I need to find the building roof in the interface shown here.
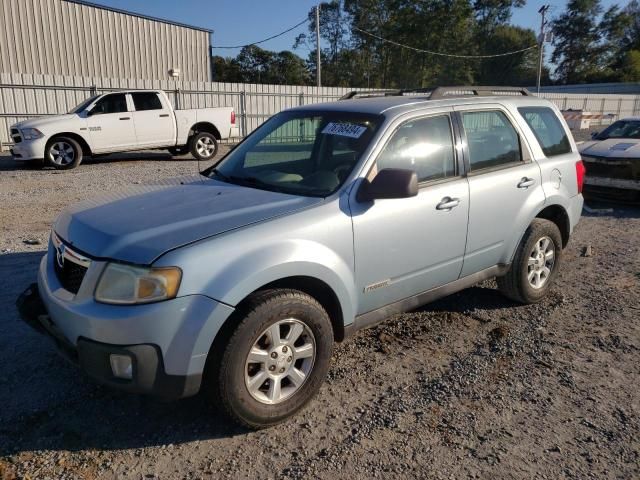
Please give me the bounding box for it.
[63,0,213,33]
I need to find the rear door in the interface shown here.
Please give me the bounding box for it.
[130,92,175,147]
[86,93,137,152]
[455,106,545,276]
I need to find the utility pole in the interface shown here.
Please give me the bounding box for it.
[316,3,322,88]
[536,4,550,95]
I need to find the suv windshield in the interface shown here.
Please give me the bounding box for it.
[205,110,382,197]
[595,120,640,140]
[68,95,100,114]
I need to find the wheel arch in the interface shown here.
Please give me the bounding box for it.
[189,122,221,141]
[535,203,570,248]
[46,132,92,157]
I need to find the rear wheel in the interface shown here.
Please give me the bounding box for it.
[207,289,333,429]
[189,132,218,161]
[497,219,562,304]
[45,136,82,170]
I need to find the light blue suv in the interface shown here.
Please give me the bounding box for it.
[18,87,585,428]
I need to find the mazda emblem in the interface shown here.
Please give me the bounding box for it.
[56,243,65,269]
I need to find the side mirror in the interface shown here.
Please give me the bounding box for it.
[357,168,418,202]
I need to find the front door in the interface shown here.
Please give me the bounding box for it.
[86,93,137,152]
[350,112,470,315]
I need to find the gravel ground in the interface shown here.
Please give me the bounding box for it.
[0,142,639,480]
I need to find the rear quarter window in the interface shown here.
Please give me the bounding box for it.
[518,107,572,157]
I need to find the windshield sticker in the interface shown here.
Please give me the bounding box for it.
[322,122,368,138]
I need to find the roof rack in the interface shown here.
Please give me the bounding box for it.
[339,86,531,101]
[428,86,532,99]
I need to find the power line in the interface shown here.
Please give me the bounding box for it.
[212,18,308,49]
[352,26,538,58]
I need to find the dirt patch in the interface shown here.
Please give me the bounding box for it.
[0,151,639,479]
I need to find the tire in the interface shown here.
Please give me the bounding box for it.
[207,289,333,429]
[497,218,563,304]
[45,136,82,170]
[168,145,190,157]
[189,132,218,161]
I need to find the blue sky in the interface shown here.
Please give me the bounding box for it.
[90,0,622,60]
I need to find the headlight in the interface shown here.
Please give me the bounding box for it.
[20,128,44,140]
[95,263,182,305]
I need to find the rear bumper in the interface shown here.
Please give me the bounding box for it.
[16,283,202,399]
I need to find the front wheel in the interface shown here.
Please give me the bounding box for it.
[207,289,333,429]
[189,132,218,161]
[45,136,82,170]
[497,219,562,304]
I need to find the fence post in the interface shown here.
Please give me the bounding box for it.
[240,91,247,137]
[90,85,97,96]
[174,88,181,110]
[616,98,622,120]
[562,97,568,110]
[298,92,304,106]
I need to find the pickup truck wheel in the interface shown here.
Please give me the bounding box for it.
[190,132,218,161]
[45,137,82,170]
[209,289,333,429]
[497,219,562,304]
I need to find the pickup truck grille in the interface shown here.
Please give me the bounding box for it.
[51,232,90,294]
[10,128,22,143]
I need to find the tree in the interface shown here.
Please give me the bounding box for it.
[620,50,640,81]
[551,0,607,84]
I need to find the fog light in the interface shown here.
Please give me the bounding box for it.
[110,354,133,380]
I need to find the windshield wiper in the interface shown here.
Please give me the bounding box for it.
[227,175,294,194]
[206,168,231,182]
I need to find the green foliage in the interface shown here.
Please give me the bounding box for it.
[212,0,639,87]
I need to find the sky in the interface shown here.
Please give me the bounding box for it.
[89,0,623,60]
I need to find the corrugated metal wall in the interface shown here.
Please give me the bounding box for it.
[1,73,640,150]
[0,0,210,82]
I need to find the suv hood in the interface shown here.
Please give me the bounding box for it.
[13,114,79,131]
[54,176,323,264]
[579,138,640,158]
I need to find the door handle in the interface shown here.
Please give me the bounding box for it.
[119,116,130,120]
[159,114,170,118]
[436,197,460,210]
[517,177,536,188]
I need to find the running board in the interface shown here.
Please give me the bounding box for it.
[344,264,510,339]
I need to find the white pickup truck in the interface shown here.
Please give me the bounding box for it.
[9,90,239,169]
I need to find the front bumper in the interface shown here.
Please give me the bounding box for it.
[18,251,236,399]
[9,137,47,161]
[16,283,201,398]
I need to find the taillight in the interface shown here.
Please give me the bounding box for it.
[231,110,236,125]
[576,160,586,194]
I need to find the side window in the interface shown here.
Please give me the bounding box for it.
[91,94,127,115]
[462,110,522,171]
[518,107,572,157]
[377,115,456,182]
[131,92,163,111]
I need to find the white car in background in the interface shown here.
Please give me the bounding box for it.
[9,90,239,169]
[578,117,640,201]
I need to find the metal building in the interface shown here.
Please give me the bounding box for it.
[0,0,212,82]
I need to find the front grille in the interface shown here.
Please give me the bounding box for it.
[51,232,90,294]
[583,157,638,181]
[54,258,88,294]
[10,128,22,143]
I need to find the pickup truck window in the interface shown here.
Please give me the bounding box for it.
[462,110,522,171]
[518,107,572,157]
[377,115,456,182]
[208,111,382,197]
[68,95,99,114]
[132,92,163,111]
[91,94,128,115]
